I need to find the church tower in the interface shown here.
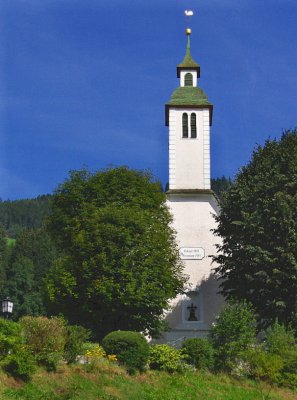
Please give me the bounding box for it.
[163,28,223,343]
[166,28,213,191]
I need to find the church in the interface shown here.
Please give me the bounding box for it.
[161,28,224,344]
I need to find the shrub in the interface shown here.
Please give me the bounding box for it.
[20,316,66,371]
[80,343,106,373]
[0,318,22,361]
[181,338,214,370]
[244,347,284,399]
[64,324,90,364]
[102,331,149,374]
[245,348,283,383]
[149,344,185,373]
[82,342,106,357]
[264,321,297,389]
[83,343,106,362]
[264,321,295,355]
[209,301,256,372]
[2,344,36,381]
[281,372,297,390]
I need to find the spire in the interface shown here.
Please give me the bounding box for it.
[177,28,200,78]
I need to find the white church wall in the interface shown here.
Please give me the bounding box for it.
[167,193,220,286]
[169,108,211,190]
[203,109,211,189]
[160,193,224,344]
[168,109,177,189]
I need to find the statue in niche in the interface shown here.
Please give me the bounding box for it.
[187,303,198,321]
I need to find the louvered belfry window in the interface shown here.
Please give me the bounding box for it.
[191,113,197,138]
[182,113,188,138]
[184,73,193,86]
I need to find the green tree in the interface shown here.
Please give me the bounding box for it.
[0,225,8,294]
[4,256,36,318]
[264,321,297,388]
[4,228,57,319]
[11,227,57,286]
[213,130,297,330]
[46,167,186,339]
[211,176,233,201]
[210,301,256,372]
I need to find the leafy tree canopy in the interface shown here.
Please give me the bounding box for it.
[211,176,233,201]
[46,167,186,340]
[213,130,297,330]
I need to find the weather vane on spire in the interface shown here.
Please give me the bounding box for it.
[184,9,194,35]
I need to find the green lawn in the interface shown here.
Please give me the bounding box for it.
[0,363,296,400]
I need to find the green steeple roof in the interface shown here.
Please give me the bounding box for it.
[177,34,200,78]
[168,86,210,106]
[165,86,213,126]
[178,35,199,69]
[165,29,213,127]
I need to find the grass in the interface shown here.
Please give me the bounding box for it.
[0,362,296,400]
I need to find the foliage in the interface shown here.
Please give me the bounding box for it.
[0,318,35,381]
[83,343,106,361]
[209,301,256,372]
[20,316,66,371]
[245,348,283,383]
[264,321,297,389]
[244,347,284,400]
[213,130,297,330]
[64,324,90,364]
[148,344,185,373]
[1,366,293,400]
[102,330,149,374]
[264,321,296,355]
[0,318,23,361]
[46,167,186,339]
[2,227,57,320]
[0,195,51,238]
[211,176,233,202]
[2,344,37,381]
[4,256,36,318]
[0,225,8,294]
[181,338,214,370]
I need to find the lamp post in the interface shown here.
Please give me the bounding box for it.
[1,298,14,319]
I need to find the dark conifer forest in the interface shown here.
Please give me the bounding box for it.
[0,195,51,238]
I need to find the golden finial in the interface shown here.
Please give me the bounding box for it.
[186,28,192,36]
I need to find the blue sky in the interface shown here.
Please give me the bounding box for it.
[1,0,296,199]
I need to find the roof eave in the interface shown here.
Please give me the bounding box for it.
[165,103,213,126]
[177,66,200,78]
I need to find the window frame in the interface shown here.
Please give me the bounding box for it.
[184,73,193,87]
[182,113,189,138]
[191,112,197,138]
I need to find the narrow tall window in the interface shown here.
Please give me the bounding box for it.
[184,73,193,86]
[182,113,188,138]
[191,113,197,138]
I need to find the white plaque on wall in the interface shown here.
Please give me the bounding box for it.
[179,247,205,260]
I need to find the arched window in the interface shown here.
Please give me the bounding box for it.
[182,113,188,138]
[191,113,197,138]
[184,73,193,86]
